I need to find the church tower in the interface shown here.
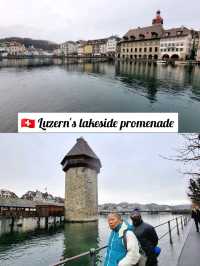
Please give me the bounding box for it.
[152,10,164,25]
[61,137,101,222]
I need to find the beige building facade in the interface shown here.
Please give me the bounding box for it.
[60,41,78,56]
[159,27,193,60]
[7,41,26,56]
[118,11,164,60]
[118,37,161,60]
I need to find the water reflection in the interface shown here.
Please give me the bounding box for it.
[62,222,99,266]
[0,60,200,132]
[116,62,200,102]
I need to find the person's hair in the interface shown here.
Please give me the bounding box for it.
[108,212,122,221]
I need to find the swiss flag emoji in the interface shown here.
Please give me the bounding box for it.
[21,119,35,128]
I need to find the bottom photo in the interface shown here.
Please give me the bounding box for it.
[0,133,199,266]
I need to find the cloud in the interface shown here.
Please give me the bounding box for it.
[0,0,199,42]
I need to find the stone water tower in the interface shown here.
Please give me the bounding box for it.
[61,137,101,222]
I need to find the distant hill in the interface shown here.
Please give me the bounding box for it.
[0,37,59,51]
[99,202,191,212]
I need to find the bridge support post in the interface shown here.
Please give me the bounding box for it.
[45,217,48,229]
[10,216,15,233]
[176,218,180,235]
[90,248,96,266]
[37,217,40,229]
[181,216,184,230]
[168,221,173,245]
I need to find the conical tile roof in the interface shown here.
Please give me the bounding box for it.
[66,137,100,160]
[61,137,102,171]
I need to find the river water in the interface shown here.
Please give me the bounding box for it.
[0,214,190,266]
[0,59,200,132]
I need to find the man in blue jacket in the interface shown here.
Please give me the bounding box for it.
[104,213,140,266]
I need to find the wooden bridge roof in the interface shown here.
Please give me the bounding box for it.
[0,198,36,208]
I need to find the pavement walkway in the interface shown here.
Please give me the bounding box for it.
[177,221,200,266]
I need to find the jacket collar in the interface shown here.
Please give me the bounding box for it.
[113,222,128,237]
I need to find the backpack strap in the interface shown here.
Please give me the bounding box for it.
[122,229,128,251]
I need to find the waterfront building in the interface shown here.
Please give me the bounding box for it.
[77,44,84,56]
[60,41,78,56]
[159,27,196,60]
[87,38,108,56]
[196,33,200,61]
[83,38,108,56]
[61,137,102,222]
[0,43,8,58]
[83,42,93,56]
[117,11,164,60]
[93,38,107,56]
[106,36,120,57]
[24,45,40,57]
[7,41,26,56]
[77,40,87,56]
[100,42,107,55]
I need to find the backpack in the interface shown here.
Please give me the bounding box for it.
[122,230,147,266]
[122,229,146,256]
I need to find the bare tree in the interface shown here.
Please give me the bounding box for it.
[175,134,200,203]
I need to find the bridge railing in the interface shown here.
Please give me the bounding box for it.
[51,215,190,266]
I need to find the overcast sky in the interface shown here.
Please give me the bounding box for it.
[0,133,191,205]
[0,0,199,43]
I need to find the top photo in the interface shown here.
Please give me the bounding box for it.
[0,0,200,133]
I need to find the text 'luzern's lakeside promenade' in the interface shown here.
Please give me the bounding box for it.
[0,11,200,64]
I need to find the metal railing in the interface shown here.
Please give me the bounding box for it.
[51,215,190,266]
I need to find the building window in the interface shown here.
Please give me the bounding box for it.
[176,48,179,51]
[123,49,125,52]
[127,49,129,52]
[155,47,158,52]
[149,47,152,52]
[131,48,133,52]
[180,48,183,51]
[139,48,142,52]
[144,47,147,52]
[168,48,170,51]
[135,48,137,52]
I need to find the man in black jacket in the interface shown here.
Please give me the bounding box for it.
[191,205,200,232]
[130,209,159,266]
